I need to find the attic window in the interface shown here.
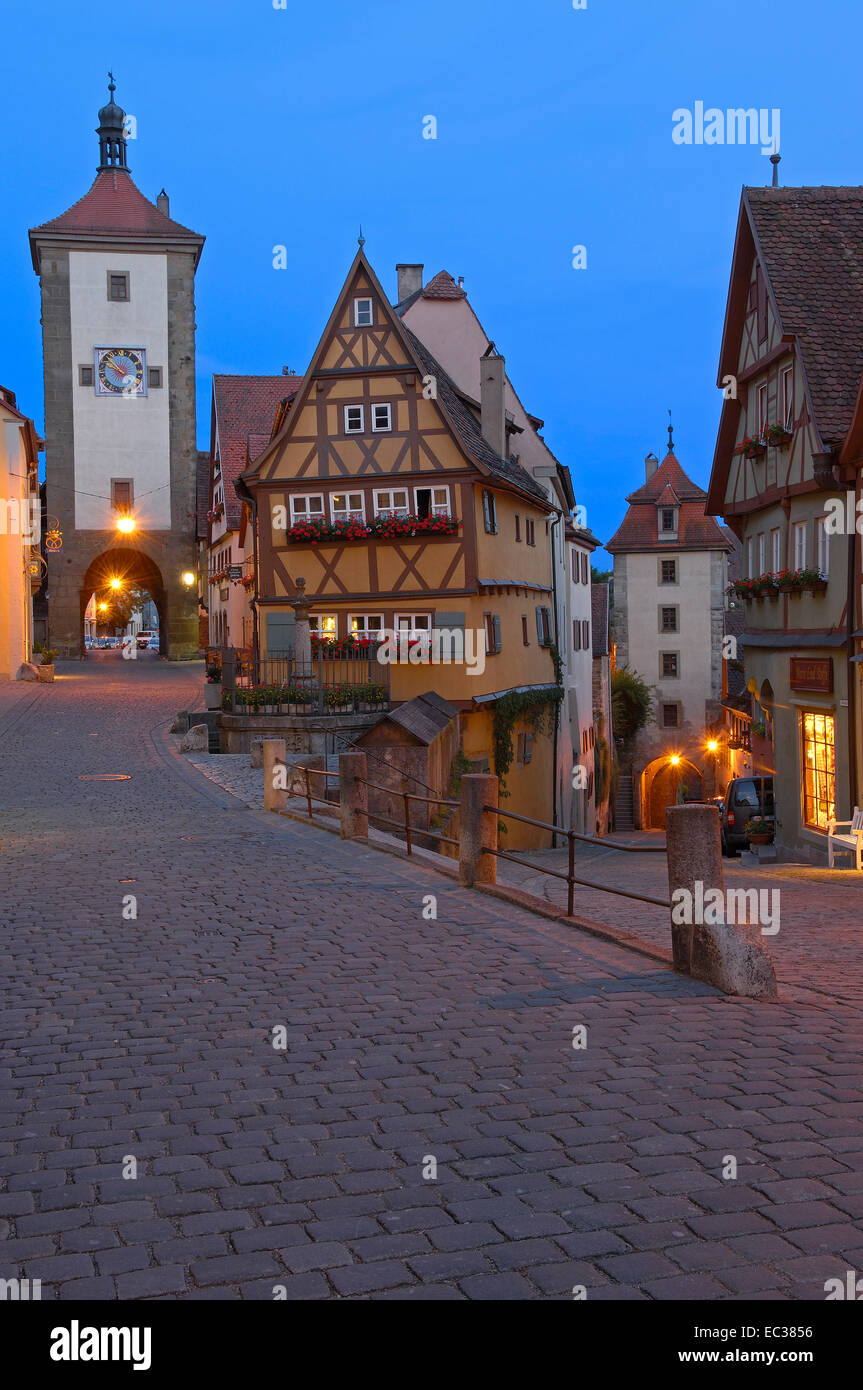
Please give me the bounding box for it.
[660,508,676,533]
[354,297,373,327]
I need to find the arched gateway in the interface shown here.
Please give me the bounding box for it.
[80,547,168,652]
[641,756,705,829]
[28,78,204,659]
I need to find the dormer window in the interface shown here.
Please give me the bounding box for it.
[660,507,677,535]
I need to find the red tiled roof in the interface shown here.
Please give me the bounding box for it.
[655,480,681,507]
[746,186,863,446]
[213,375,303,530]
[421,270,466,300]
[607,451,730,554]
[31,169,203,242]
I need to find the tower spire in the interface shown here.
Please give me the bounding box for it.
[667,409,674,455]
[96,73,129,173]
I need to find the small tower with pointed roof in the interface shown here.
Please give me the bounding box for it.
[28,79,205,658]
[606,443,733,829]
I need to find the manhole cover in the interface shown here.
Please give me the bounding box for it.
[79,774,132,781]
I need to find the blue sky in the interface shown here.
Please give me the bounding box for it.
[1,0,860,561]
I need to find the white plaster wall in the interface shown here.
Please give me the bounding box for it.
[69,250,171,530]
[624,550,718,723]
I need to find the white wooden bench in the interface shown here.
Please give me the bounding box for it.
[827,807,863,869]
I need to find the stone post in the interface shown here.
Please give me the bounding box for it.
[666,804,777,999]
[262,738,287,813]
[459,773,498,886]
[339,752,368,839]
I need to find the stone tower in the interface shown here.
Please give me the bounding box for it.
[28,77,205,658]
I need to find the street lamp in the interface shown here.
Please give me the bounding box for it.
[116,515,135,535]
[109,577,123,591]
[181,571,196,587]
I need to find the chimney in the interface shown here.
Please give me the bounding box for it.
[481,353,507,459]
[157,189,170,216]
[396,263,423,302]
[645,452,659,481]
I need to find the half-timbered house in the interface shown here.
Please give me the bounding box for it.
[240,249,560,843]
[707,184,863,861]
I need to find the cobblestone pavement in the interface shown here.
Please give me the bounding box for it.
[2,655,863,1301]
[495,840,863,1009]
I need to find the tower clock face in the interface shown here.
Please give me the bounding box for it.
[95,347,147,395]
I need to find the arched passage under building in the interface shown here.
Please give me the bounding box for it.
[641,755,705,829]
[80,548,167,654]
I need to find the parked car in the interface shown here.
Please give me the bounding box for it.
[136,629,157,649]
[720,776,775,855]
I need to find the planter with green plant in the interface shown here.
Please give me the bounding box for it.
[205,663,222,710]
[745,816,774,846]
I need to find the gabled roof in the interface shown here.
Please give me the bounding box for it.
[745,186,863,446]
[607,451,730,554]
[591,584,610,657]
[29,169,204,270]
[368,691,458,745]
[244,249,550,506]
[212,375,303,530]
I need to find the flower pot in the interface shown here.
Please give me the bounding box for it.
[810,580,827,595]
[36,664,55,683]
[748,833,773,847]
[205,683,222,710]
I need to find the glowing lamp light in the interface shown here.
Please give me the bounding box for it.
[670,754,681,767]
[116,516,135,534]
[707,739,719,753]
[98,602,108,612]
[109,578,122,591]
[181,571,196,587]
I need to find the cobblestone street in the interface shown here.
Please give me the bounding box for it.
[2,657,863,1301]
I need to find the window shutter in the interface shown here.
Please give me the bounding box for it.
[432,611,465,631]
[266,612,296,655]
[581,553,588,584]
[536,605,544,644]
[583,620,589,648]
[573,620,580,651]
[492,614,502,653]
[482,491,491,532]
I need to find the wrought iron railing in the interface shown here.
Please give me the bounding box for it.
[220,648,390,716]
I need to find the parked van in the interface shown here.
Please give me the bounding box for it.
[720,776,775,855]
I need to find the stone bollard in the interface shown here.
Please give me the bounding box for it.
[339,752,368,840]
[459,774,498,886]
[666,804,777,999]
[262,739,287,813]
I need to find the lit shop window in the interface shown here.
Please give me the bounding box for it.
[802,711,835,831]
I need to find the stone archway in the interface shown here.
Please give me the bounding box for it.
[80,548,167,654]
[641,756,705,829]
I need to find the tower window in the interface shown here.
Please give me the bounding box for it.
[111,479,133,513]
[353,297,373,326]
[660,508,676,532]
[79,365,94,387]
[660,559,677,584]
[661,652,679,678]
[107,272,129,302]
[661,606,678,633]
[662,703,680,728]
[148,367,163,389]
